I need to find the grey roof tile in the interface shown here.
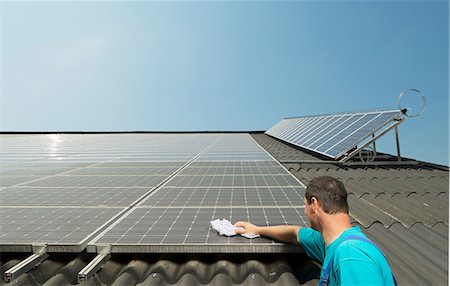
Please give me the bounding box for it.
[348,194,398,228]
[363,222,448,286]
[251,133,322,161]
[349,193,447,228]
[2,254,321,286]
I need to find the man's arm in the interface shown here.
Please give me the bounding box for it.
[234,221,301,244]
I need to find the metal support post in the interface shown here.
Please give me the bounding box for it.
[395,126,401,161]
[372,134,376,155]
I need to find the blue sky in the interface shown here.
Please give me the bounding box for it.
[1,1,448,166]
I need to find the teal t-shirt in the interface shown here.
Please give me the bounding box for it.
[298,226,396,286]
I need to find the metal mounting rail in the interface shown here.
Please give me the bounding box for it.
[77,246,111,283]
[3,246,48,282]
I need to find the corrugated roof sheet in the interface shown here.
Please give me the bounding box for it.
[0,253,321,286]
[252,133,449,286]
[364,222,448,286]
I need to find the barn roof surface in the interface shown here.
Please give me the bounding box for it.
[0,132,448,286]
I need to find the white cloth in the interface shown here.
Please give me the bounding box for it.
[210,219,260,239]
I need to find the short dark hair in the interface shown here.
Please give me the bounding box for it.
[305,176,349,214]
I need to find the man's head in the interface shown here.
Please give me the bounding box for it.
[303,176,349,230]
[305,176,349,214]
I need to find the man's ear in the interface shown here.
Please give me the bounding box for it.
[311,197,320,211]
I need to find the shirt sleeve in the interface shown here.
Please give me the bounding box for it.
[298,228,326,263]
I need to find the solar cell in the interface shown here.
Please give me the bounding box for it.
[266,110,402,159]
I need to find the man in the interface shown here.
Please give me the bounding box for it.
[235,176,396,286]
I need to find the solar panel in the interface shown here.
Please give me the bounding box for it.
[91,207,306,253]
[0,207,124,252]
[87,134,307,253]
[1,133,307,254]
[266,110,402,159]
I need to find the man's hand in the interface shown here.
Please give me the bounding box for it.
[234,221,260,235]
[233,221,301,244]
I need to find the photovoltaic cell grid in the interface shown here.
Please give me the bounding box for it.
[266,110,402,159]
[93,208,304,248]
[0,133,307,253]
[0,188,151,207]
[0,134,202,252]
[89,134,307,253]
[140,187,304,207]
[0,207,124,252]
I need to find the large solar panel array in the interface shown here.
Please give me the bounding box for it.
[266,110,402,159]
[0,134,307,254]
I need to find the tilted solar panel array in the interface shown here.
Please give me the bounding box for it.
[0,134,307,254]
[266,110,402,159]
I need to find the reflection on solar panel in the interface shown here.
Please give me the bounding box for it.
[266,110,402,159]
[0,133,307,254]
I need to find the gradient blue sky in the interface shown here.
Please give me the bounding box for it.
[1,1,449,166]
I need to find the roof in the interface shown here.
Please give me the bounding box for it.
[252,133,449,286]
[1,132,448,286]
